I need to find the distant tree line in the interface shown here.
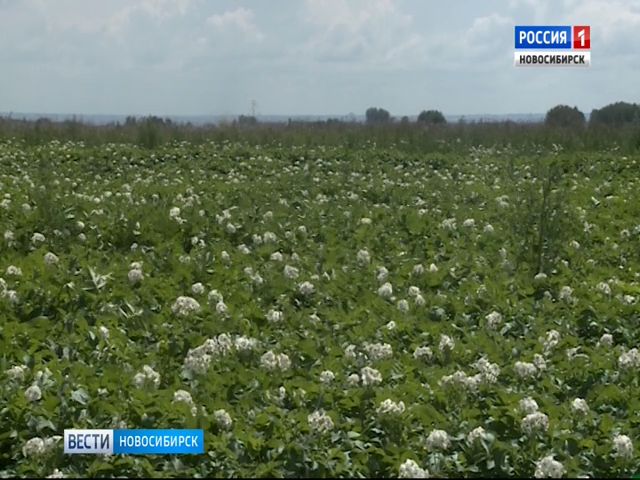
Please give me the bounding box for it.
[231,102,640,129]
[544,102,640,128]
[364,107,447,125]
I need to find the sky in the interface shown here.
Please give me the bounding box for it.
[0,0,639,117]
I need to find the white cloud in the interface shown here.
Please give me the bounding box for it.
[139,0,192,21]
[207,7,264,42]
[0,0,638,116]
[294,0,426,69]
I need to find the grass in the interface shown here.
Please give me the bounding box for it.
[1,115,640,153]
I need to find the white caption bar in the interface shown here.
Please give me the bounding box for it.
[514,51,591,67]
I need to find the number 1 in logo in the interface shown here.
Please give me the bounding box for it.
[572,25,590,49]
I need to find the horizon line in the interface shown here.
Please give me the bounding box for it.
[1,111,546,119]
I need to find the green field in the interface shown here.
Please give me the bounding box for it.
[1,136,639,477]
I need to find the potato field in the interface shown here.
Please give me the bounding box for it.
[1,139,640,478]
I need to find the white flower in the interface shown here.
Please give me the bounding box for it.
[621,294,636,305]
[214,409,233,430]
[347,373,360,386]
[429,263,438,273]
[263,231,277,243]
[519,397,539,414]
[467,426,487,444]
[284,265,299,279]
[357,249,371,265]
[438,334,455,352]
[299,281,315,295]
[386,320,396,330]
[5,289,19,304]
[44,436,62,452]
[441,218,457,230]
[173,389,194,405]
[22,437,45,457]
[31,232,46,243]
[319,370,335,384]
[439,371,482,391]
[270,252,283,262]
[270,386,286,405]
[46,469,66,478]
[191,282,205,295]
[208,290,223,304]
[521,412,549,434]
[171,296,201,317]
[307,410,334,433]
[378,282,393,299]
[132,365,161,389]
[398,459,429,478]
[362,342,393,361]
[484,224,494,233]
[408,286,421,298]
[485,311,502,328]
[534,455,565,478]
[571,398,589,415]
[426,429,450,450]
[534,272,548,281]
[514,361,538,378]
[34,368,53,386]
[98,326,109,341]
[360,366,382,386]
[462,218,475,228]
[128,268,143,284]
[234,335,258,352]
[596,281,611,295]
[344,344,357,359]
[533,354,547,371]
[397,299,409,313]
[559,286,574,302]
[613,434,633,459]
[598,333,613,347]
[260,351,291,371]
[376,266,388,282]
[183,350,212,376]
[6,365,27,382]
[25,384,42,402]
[5,265,22,276]
[266,309,283,323]
[413,346,433,360]
[412,264,424,275]
[474,357,500,383]
[44,252,59,266]
[376,398,405,415]
[542,330,561,350]
[618,348,640,369]
[215,301,228,315]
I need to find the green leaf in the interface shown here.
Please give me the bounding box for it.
[71,388,89,405]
